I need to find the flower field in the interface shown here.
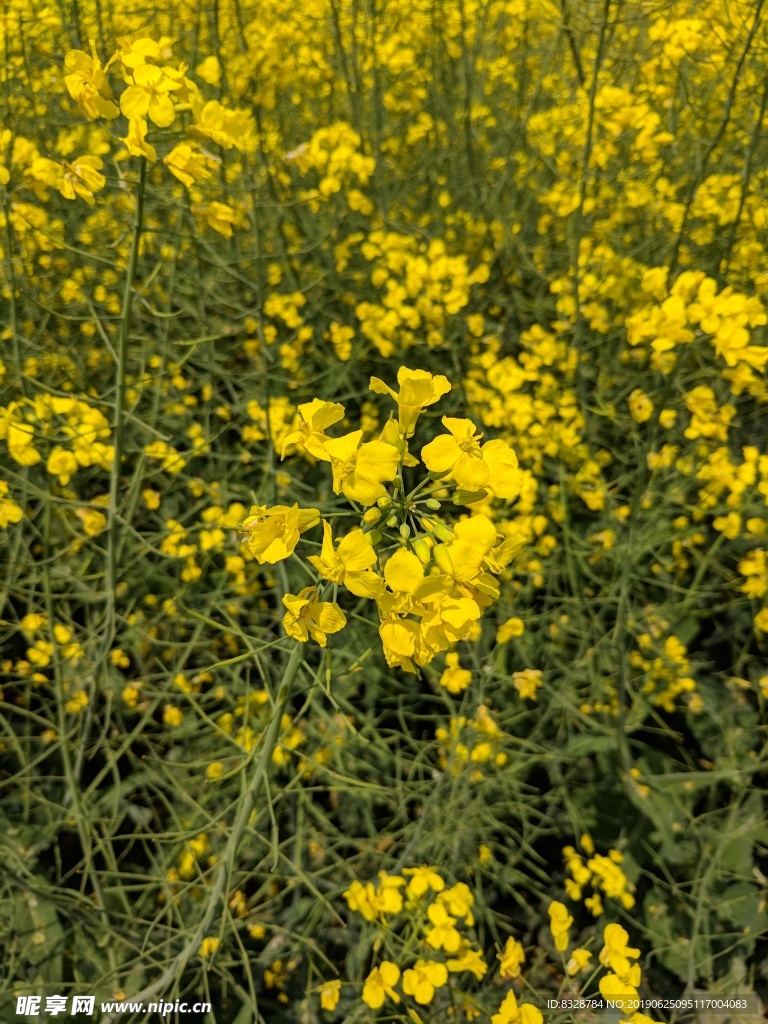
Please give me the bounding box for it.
[2,0,768,1021]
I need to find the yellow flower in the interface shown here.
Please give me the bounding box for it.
[279,398,345,460]
[439,652,472,693]
[422,418,522,498]
[512,668,542,701]
[308,522,383,598]
[628,389,653,423]
[120,64,181,127]
[63,42,119,120]
[58,155,107,205]
[599,923,640,978]
[403,864,445,898]
[498,937,525,979]
[77,507,108,537]
[241,504,320,564]
[566,948,592,975]
[198,936,219,958]
[163,705,183,727]
[121,117,157,161]
[323,429,399,505]
[425,902,461,953]
[402,960,448,1004]
[163,142,217,187]
[548,900,573,951]
[191,201,240,238]
[369,366,451,437]
[496,617,524,642]
[281,587,346,647]
[361,962,400,1009]
[319,979,341,1011]
[446,947,487,979]
[188,97,255,151]
[0,481,23,528]
[492,990,543,1024]
[599,973,640,1011]
[46,448,79,485]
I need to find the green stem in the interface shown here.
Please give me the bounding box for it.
[102,641,306,1020]
[101,156,147,657]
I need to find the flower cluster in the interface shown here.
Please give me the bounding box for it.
[240,367,524,673]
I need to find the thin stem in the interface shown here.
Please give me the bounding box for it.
[103,641,306,1021]
[102,156,147,657]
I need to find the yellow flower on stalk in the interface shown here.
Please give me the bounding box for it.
[548,900,573,951]
[439,652,472,693]
[308,522,383,598]
[369,366,451,437]
[59,156,106,205]
[566,947,592,975]
[323,429,399,505]
[191,201,240,238]
[279,398,345,460]
[422,418,522,498]
[240,504,320,564]
[319,979,341,1011]
[402,960,448,1004]
[361,962,400,1009]
[498,937,525,978]
[163,141,217,187]
[121,117,157,161]
[120,64,181,127]
[63,42,119,120]
[281,587,346,647]
[492,990,543,1024]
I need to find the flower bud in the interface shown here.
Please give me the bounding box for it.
[433,543,455,576]
[363,507,382,525]
[386,514,398,529]
[367,529,382,546]
[425,498,442,510]
[399,523,411,539]
[412,538,432,564]
[431,521,455,543]
[377,494,392,510]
